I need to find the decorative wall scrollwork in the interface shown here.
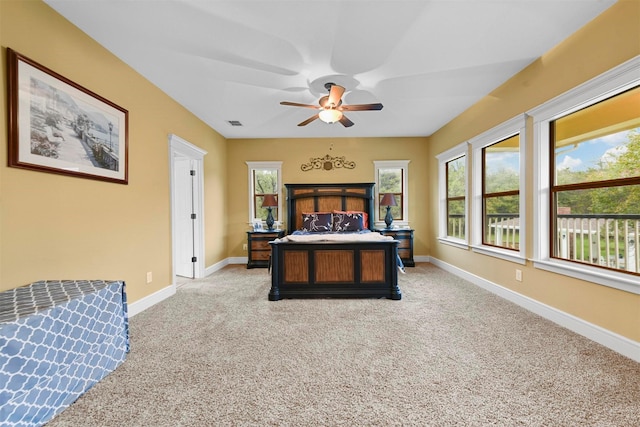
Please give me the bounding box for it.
[301,154,356,171]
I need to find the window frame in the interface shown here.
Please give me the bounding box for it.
[436,142,469,249]
[246,161,282,226]
[374,160,409,229]
[529,55,640,294]
[470,115,526,264]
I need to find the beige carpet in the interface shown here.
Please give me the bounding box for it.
[46,264,639,426]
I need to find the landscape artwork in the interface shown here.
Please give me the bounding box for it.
[7,48,128,184]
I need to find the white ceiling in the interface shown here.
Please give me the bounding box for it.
[44,0,615,139]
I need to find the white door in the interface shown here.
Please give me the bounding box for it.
[174,156,195,278]
[169,134,207,283]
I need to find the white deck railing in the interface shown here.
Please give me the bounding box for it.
[447,214,639,274]
[557,214,638,273]
[486,214,520,250]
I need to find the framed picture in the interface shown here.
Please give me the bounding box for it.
[7,48,128,184]
[252,219,264,231]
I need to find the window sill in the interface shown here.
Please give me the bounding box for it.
[438,237,469,250]
[471,245,526,265]
[533,258,640,295]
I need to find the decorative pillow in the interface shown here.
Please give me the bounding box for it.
[332,212,364,232]
[333,210,369,229]
[301,212,333,232]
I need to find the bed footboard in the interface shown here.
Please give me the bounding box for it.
[269,240,401,300]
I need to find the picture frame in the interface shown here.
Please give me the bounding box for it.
[7,48,128,184]
[252,219,264,231]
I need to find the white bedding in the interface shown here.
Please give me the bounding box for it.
[276,232,394,243]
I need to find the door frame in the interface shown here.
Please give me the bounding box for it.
[169,134,207,283]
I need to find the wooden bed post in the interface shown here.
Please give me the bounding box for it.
[268,243,281,301]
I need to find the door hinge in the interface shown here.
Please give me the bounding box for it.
[190,170,196,176]
[191,213,196,219]
[191,257,197,263]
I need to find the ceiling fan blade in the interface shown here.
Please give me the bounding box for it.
[340,103,384,111]
[327,84,346,107]
[339,115,354,128]
[298,114,320,126]
[280,101,319,110]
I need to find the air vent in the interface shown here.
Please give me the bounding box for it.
[227,120,243,127]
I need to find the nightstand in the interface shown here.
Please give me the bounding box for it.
[376,228,415,267]
[247,230,285,269]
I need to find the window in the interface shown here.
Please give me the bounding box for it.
[246,161,282,225]
[437,143,468,247]
[530,56,640,294]
[551,88,639,272]
[374,160,409,228]
[470,115,526,263]
[447,158,466,238]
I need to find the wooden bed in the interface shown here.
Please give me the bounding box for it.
[268,183,401,301]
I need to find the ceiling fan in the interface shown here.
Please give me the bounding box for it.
[280,83,383,127]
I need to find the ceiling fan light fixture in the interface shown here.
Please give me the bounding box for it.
[281,82,380,127]
[319,108,343,124]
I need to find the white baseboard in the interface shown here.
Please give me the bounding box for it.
[204,257,248,276]
[127,284,176,318]
[429,257,640,363]
[414,255,430,263]
[204,258,231,276]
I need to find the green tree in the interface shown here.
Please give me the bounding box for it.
[379,170,401,193]
[486,195,519,215]
[485,167,519,214]
[589,130,640,214]
[485,167,519,193]
[255,170,277,194]
[447,157,465,198]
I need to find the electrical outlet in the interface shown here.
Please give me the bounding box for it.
[242,243,248,251]
[146,271,153,283]
[515,269,523,282]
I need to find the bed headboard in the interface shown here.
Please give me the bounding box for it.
[284,183,375,234]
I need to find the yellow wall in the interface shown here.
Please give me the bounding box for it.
[0,0,227,301]
[226,137,429,257]
[427,0,640,341]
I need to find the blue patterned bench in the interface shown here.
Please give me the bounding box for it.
[0,280,129,427]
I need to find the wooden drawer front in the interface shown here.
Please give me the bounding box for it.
[395,238,410,249]
[251,250,271,261]
[398,248,410,259]
[381,232,411,250]
[390,230,411,238]
[251,240,271,251]
[261,232,282,239]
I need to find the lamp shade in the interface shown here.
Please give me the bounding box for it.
[261,194,278,207]
[380,193,397,207]
[319,108,343,124]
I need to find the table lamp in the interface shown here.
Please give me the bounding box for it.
[380,193,397,229]
[261,194,278,230]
